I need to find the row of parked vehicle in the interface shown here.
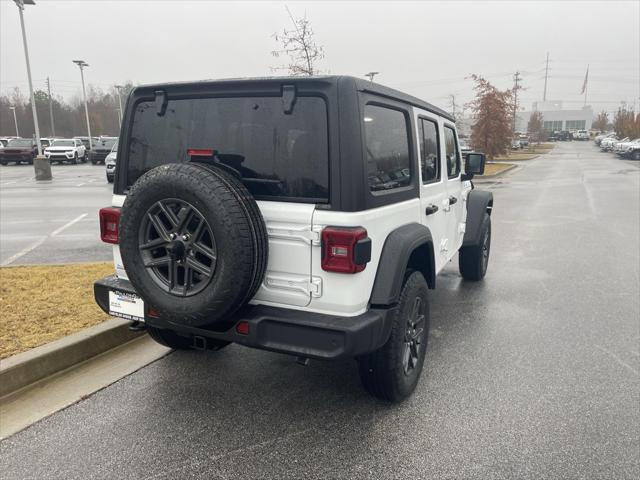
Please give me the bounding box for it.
[0,136,118,166]
[595,132,640,160]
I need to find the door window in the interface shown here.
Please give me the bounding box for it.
[444,126,460,178]
[419,118,440,183]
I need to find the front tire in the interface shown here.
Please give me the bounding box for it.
[459,213,491,281]
[358,271,430,402]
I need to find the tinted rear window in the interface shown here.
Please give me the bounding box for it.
[127,96,329,201]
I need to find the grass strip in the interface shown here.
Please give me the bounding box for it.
[0,263,114,359]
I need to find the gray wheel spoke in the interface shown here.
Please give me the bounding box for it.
[148,213,170,240]
[144,256,170,268]
[186,257,212,278]
[192,242,217,262]
[176,206,194,231]
[167,259,178,289]
[158,202,179,228]
[140,237,167,251]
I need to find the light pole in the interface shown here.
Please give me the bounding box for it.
[73,60,92,149]
[13,0,51,180]
[364,72,380,83]
[114,84,124,126]
[9,106,19,137]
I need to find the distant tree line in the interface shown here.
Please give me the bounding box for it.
[0,82,134,139]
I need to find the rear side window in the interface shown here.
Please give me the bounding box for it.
[364,104,411,192]
[444,126,460,178]
[418,118,440,183]
[127,96,329,201]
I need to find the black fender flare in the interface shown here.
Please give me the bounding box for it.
[462,189,493,247]
[370,223,435,307]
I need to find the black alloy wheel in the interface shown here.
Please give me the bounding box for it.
[138,199,217,297]
[403,296,427,376]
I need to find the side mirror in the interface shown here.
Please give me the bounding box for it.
[464,152,486,178]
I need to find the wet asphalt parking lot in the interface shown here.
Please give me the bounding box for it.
[1,141,639,479]
[0,162,112,266]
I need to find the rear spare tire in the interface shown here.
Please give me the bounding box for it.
[119,163,268,328]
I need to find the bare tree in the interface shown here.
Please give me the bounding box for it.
[592,111,609,132]
[527,111,544,143]
[271,8,324,76]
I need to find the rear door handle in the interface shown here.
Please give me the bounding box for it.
[425,204,439,215]
[449,196,458,205]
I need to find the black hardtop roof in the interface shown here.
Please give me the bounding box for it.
[133,75,455,122]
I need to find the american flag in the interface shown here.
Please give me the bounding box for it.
[580,66,589,94]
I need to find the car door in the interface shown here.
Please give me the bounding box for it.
[442,124,465,258]
[415,111,449,273]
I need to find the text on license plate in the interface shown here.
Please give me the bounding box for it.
[109,290,145,321]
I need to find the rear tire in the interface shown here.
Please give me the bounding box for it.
[633,150,640,161]
[146,326,231,351]
[146,326,192,349]
[358,271,430,402]
[459,213,491,281]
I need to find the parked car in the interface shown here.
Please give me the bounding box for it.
[556,130,573,141]
[511,139,522,150]
[574,130,589,141]
[518,134,530,148]
[44,138,86,164]
[90,136,118,165]
[600,136,619,151]
[93,76,493,402]
[74,136,99,154]
[105,140,118,182]
[621,140,640,160]
[614,138,640,156]
[594,132,615,146]
[0,138,37,165]
[459,137,472,153]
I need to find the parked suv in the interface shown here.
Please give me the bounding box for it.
[0,138,38,165]
[45,138,86,164]
[94,77,493,401]
[105,140,118,182]
[90,136,118,164]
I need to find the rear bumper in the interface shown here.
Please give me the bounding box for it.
[94,275,395,360]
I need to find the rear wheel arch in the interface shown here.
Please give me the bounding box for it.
[370,223,436,307]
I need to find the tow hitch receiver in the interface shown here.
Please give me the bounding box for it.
[128,320,146,332]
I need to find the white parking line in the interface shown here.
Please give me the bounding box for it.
[50,213,88,236]
[1,213,88,266]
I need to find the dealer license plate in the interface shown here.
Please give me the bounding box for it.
[108,290,145,321]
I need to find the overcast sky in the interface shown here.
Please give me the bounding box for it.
[1,0,638,114]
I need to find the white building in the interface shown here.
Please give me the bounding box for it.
[515,101,593,133]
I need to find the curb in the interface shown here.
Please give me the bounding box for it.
[0,318,143,398]
[476,163,519,180]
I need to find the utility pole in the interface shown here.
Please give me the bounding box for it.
[46,77,55,137]
[9,106,19,136]
[73,60,92,147]
[449,94,457,121]
[364,72,379,83]
[14,0,50,180]
[114,84,124,126]
[512,71,521,133]
[543,52,549,102]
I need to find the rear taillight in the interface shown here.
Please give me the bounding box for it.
[321,227,371,273]
[99,207,121,244]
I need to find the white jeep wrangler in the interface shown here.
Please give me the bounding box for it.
[94,76,493,402]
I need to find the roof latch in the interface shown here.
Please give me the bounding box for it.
[155,90,168,116]
[282,84,297,115]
